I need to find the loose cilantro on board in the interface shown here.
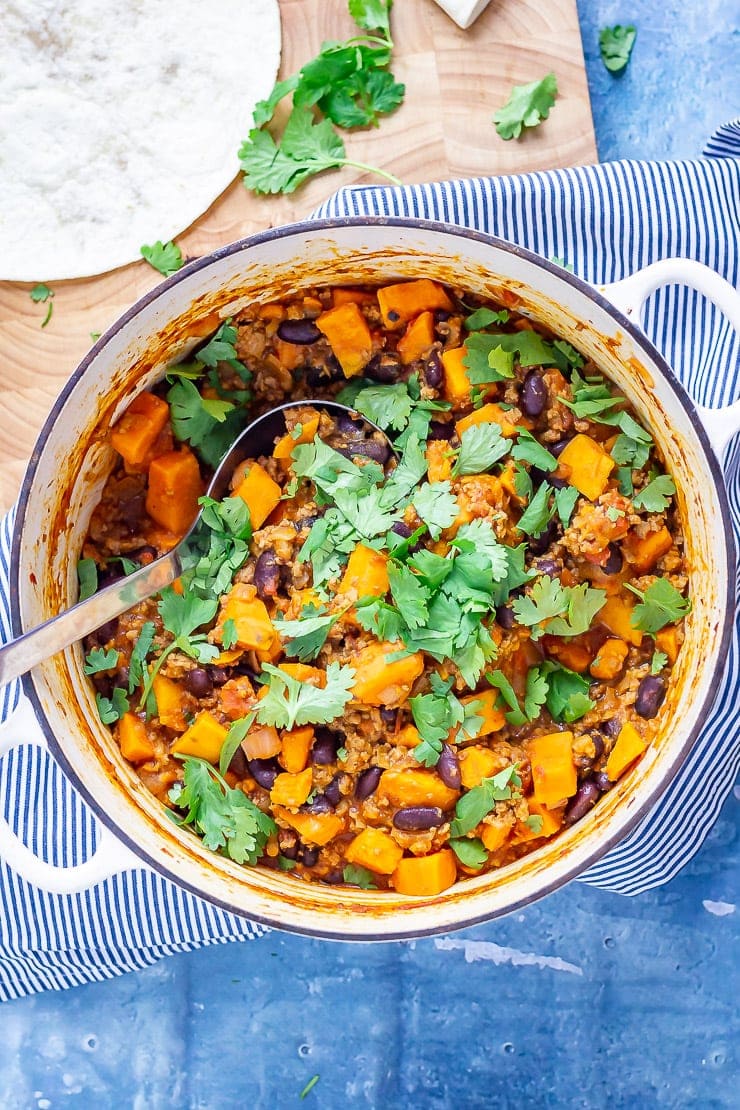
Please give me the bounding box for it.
[30,282,54,327]
[140,240,184,277]
[599,25,637,73]
[493,73,558,140]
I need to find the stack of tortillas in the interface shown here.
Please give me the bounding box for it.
[0,0,281,280]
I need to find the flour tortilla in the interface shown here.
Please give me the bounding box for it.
[0,0,281,280]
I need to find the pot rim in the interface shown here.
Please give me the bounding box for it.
[9,216,737,938]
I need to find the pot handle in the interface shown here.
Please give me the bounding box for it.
[0,693,142,894]
[601,259,740,459]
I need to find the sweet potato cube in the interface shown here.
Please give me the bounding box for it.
[461,689,506,736]
[557,434,615,500]
[234,463,282,529]
[217,585,275,652]
[270,767,314,808]
[392,848,457,896]
[377,280,453,329]
[278,663,326,686]
[345,828,403,875]
[426,439,453,482]
[339,544,389,599]
[378,769,458,809]
[118,712,155,763]
[512,799,563,842]
[441,346,473,403]
[172,711,228,764]
[274,808,344,846]
[528,731,577,809]
[605,722,648,781]
[111,392,170,469]
[478,823,509,852]
[590,638,629,681]
[332,288,375,307]
[599,594,643,647]
[624,526,673,573]
[456,402,519,439]
[394,724,421,748]
[279,726,315,774]
[316,302,373,377]
[351,642,424,707]
[397,311,436,365]
[152,674,187,731]
[145,447,202,534]
[459,746,501,789]
[272,415,321,461]
[655,625,680,665]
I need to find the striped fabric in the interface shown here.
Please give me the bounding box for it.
[0,125,737,1000]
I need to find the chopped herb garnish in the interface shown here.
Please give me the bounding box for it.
[599,25,637,73]
[449,837,488,868]
[449,765,521,837]
[626,579,691,634]
[300,1075,320,1101]
[256,662,355,730]
[83,647,119,675]
[511,429,558,472]
[169,757,275,864]
[140,240,184,277]
[453,423,509,476]
[95,688,129,724]
[30,283,54,327]
[274,606,341,662]
[632,474,676,513]
[493,73,558,140]
[409,674,481,767]
[342,864,377,889]
[651,649,668,675]
[77,558,98,601]
[512,576,606,640]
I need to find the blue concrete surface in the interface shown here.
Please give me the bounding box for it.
[3,3,738,1107]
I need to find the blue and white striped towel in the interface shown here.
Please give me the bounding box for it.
[0,122,738,1000]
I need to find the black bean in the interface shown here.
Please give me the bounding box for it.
[94,619,118,645]
[365,353,401,383]
[592,771,615,793]
[131,544,158,564]
[306,356,343,386]
[323,868,345,884]
[311,731,339,765]
[323,775,343,807]
[533,556,561,576]
[437,744,461,790]
[301,846,319,868]
[254,550,281,599]
[635,675,666,719]
[298,513,322,531]
[424,350,443,389]
[97,567,125,591]
[337,414,365,436]
[120,492,146,530]
[393,806,444,831]
[92,673,112,698]
[277,318,321,345]
[304,793,334,815]
[434,309,452,323]
[563,781,600,826]
[339,439,390,464]
[355,766,383,800]
[527,518,559,556]
[550,438,572,457]
[602,543,624,575]
[208,666,230,686]
[600,717,621,738]
[228,745,249,777]
[428,419,455,441]
[521,370,548,417]
[496,604,516,630]
[392,521,412,539]
[248,758,280,789]
[589,731,605,762]
[112,666,130,692]
[379,707,398,727]
[185,668,212,697]
[279,832,299,860]
[548,474,568,490]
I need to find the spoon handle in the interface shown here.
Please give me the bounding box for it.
[0,553,181,689]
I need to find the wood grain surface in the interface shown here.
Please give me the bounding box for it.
[0,0,596,514]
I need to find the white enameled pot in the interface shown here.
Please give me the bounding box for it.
[3,220,740,938]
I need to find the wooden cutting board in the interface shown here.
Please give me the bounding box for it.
[0,0,596,514]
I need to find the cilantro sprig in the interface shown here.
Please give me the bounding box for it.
[169,757,275,865]
[140,241,184,277]
[449,765,521,837]
[599,25,637,73]
[256,662,355,730]
[274,604,343,662]
[30,283,54,327]
[409,674,482,767]
[626,579,691,634]
[511,576,606,640]
[494,74,558,140]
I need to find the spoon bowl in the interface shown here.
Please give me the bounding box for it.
[0,400,393,687]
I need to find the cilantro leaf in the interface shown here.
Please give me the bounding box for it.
[256,661,355,729]
[167,378,247,469]
[464,307,509,331]
[84,647,118,675]
[274,609,341,662]
[516,481,555,537]
[511,429,557,472]
[552,340,585,370]
[632,474,676,513]
[494,73,558,140]
[463,330,556,383]
[453,423,509,476]
[487,669,528,727]
[599,25,637,73]
[77,558,98,601]
[544,582,607,638]
[128,621,157,694]
[626,579,691,634]
[196,320,250,378]
[351,383,413,431]
[411,481,459,539]
[159,589,219,660]
[342,863,377,889]
[449,837,488,868]
[410,676,481,767]
[388,561,430,630]
[30,282,55,326]
[140,241,184,277]
[252,75,300,128]
[511,576,568,637]
[449,765,521,837]
[525,813,544,834]
[452,521,509,582]
[218,713,257,776]
[169,757,275,865]
[319,67,404,128]
[537,661,595,723]
[349,0,393,39]
[95,688,129,725]
[651,650,668,675]
[407,549,454,590]
[554,485,579,525]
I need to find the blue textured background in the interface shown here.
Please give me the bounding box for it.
[3,3,738,1107]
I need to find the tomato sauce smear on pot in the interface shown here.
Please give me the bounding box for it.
[79,279,690,897]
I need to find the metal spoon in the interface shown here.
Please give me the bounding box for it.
[0,400,394,687]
